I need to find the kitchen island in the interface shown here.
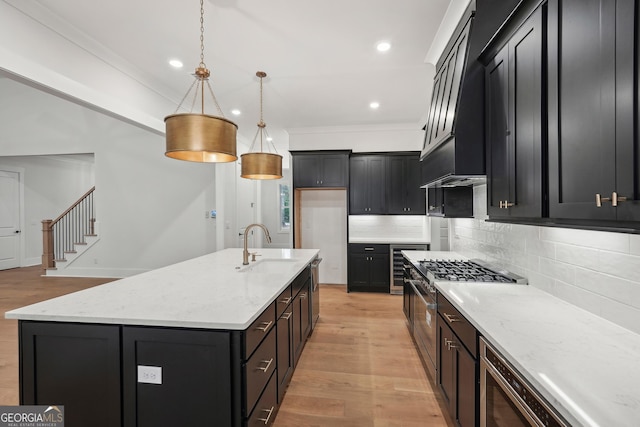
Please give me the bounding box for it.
[5,248,319,427]
[404,250,640,427]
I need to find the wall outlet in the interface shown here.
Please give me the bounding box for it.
[138,365,162,385]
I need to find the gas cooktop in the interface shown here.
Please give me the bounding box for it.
[415,259,527,284]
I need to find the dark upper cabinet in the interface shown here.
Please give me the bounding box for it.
[485,5,544,219]
[422,16,472,158]
[387,154,426,214]
[292,152,349,188]
[548,0,640,222]
[349,155,387,214]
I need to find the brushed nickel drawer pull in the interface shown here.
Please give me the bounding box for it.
[279,297,292,305]
[258,406,275,424]
[256,320,273,332]
[257,357,274,372]
[281,311,292,320]
[443,313,460,323]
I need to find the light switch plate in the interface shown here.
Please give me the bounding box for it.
[138,365,162,384]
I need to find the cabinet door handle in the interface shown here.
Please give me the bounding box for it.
[279,297,292,305]
[365,247,375,251]
[257,357,274,372]
[281,311,292,320]
[612,192,628,207]
[445,338,459,350]
[257,406,275,424]
[429,205,436,210]
[596,193,611,207]
[255,320,273,332]
[300,292,307,299]
[443,313,459,323]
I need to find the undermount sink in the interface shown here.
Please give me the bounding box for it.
[237,258,300,273]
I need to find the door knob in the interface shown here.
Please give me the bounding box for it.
[15,230,21,234]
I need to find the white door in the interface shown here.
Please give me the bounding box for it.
[0,170,21,270]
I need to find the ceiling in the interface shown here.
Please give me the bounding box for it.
[2,0,462,153]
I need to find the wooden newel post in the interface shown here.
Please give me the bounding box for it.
[42,219,54,271]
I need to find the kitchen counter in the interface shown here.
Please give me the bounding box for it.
[6,248,319,330]
[403,250,640,427]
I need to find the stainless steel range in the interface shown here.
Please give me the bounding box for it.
[403,256,526,379]
[415,259,527,284]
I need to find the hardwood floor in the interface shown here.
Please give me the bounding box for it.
[274,285,452,427]
[0,268,451,426]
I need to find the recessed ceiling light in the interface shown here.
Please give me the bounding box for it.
[370,102,380,109]
[231,109,241,116]
[169,59,183,68]
[376,42,391,52]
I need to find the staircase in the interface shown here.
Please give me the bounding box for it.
[42,187,99,275]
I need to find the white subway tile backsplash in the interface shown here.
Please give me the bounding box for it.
[630,235,640,256]
[540,227,630,253]
[555,243,599,269]
[448,184,640,334]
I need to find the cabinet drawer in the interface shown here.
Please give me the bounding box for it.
[246,303,276,358]
[245,328,277,417]
[437,294,477,358]
[291,266,311,295]
[275,286,292,318]
[348,243,390,254]
[247,370,278,426]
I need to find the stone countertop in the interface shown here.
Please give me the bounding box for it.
[402,250,640,427]
[5,248,319,330]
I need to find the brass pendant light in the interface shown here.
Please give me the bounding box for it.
[240,71,283,179]
[164,0,237,162]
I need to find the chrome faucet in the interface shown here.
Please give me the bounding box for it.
[243,223,272,265]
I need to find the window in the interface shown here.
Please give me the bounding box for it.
[279,184,290,232]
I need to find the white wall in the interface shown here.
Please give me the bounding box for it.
[288,124,424,152]
[450,184,640,335]
[61,117,217,277]
[349,215,430,242]
[0,155,94,265]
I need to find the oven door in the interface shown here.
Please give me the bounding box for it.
[411,281,437,378]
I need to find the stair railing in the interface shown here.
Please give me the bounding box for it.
[42,186,96,270]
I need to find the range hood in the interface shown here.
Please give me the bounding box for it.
[420,0,485,188]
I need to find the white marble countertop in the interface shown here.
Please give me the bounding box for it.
[5,248,319,330]
[403,250,640,427]
[349,237,430,244]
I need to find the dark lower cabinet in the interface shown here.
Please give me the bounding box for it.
[347,244,390,292]
[437,293,478,427]
[122,327,233,427]
[248,372,278,427]
[276,307,294,402]
[19,322,121,427]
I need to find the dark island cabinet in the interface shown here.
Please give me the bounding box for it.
[387,154,426,214]
[347,244,390,292]
[485,4,544,219]
[548,0,640,222]
[292,152,349,188]
[18,266,314,427]
[122,327,233,427]
[19,322,122,427]
[349,155,387,214]
[437,293,478,427]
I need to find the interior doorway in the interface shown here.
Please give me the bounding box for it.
[0,169,22,270]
